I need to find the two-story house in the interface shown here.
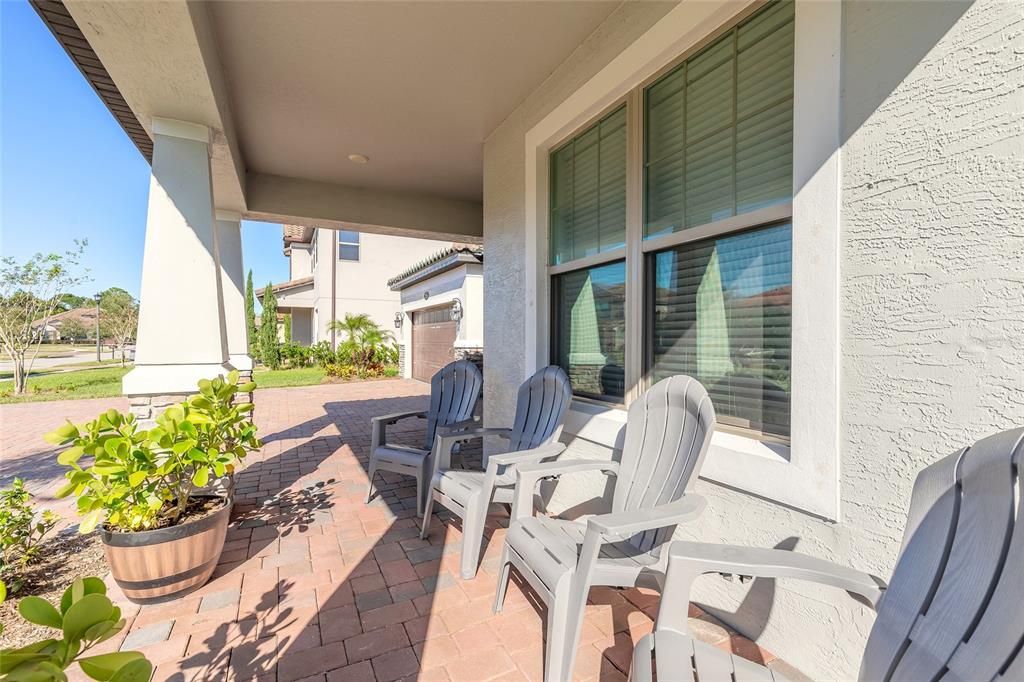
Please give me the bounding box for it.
[262,224,450,347]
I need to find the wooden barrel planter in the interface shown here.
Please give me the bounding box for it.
[99,495,232,604]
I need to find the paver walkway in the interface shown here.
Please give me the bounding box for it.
[2,380,804,681]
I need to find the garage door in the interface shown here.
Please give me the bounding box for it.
[412,305,457,382]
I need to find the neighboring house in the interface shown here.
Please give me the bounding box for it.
[32,307,99,342]
[48,1,1021,678]
[257,225,450,347]
[387,244,483,381]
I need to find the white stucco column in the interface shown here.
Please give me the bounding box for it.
[214,210,252,372]
[123,118,233,414]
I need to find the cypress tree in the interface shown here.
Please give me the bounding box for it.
[259,282,282,369]
[245,270,258,359]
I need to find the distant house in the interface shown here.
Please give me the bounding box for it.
[256,225,451,347]
[388,244,483,381]
[32,307,99,342]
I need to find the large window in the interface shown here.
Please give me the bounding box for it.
[338,230,360,261]
[549,104,628,402]
[547,0,794,438]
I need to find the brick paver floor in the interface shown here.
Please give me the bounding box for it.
[2,380,806,681]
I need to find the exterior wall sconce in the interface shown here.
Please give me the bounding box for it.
[394,311,404,329]
[451,298,464,322]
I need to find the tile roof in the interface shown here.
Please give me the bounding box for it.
[387,244,483,289]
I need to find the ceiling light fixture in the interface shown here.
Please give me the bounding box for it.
[348,153,369,164]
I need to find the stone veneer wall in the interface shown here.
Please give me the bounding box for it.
[482,1,1023,678]
[128,368,254,427]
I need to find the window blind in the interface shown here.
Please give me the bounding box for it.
[644,0,794,238]
[550,105,627,265]
[649,223,792,438]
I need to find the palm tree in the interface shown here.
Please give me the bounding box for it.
[327,313,373,343]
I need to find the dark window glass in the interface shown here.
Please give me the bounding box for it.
[553,260,626,402]
[649,223,791,438]
[339,245,360,261]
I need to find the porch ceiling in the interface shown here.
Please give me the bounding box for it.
[208,1,622,203]
[53,0,629,240]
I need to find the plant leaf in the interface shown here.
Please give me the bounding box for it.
[79,510,102,534]
[78,651,147,681]
[18,596,64,628]
[62,593,114,641]
[108,657,154,682]
[191,468,209,488]
[58,446,86,466]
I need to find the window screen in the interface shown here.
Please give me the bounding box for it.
[649,223,791,438]
[644,0,794,238]
[550,105,627,265]
[552,260,626,402]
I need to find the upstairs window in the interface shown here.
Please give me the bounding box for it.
[338,230,360,261]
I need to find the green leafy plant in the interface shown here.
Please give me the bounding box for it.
[47,372,260,533]
[327,314,395,370]
[309,341,335,368]
[259,283,281,369]
[280,342,313,368]
[0,576,152,681]
[0,479,59,593]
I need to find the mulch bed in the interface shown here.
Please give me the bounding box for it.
[0,528,107,649]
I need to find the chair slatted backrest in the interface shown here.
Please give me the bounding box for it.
[860,427,1024,682]
[612,376,716,553]
[502,366,572,455]
[423,360,483,451]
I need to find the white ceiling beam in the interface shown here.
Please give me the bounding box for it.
[245,173,482,243]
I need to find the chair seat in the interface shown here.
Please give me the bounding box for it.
[636,630,787,682]
[432,468,517,507]
[373,444,430,469]
[505,516,662,592]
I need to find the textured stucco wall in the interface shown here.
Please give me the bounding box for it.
[482,0,1023,679]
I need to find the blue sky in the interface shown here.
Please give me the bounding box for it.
[0,1,288,303]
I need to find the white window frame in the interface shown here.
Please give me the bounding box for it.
[523,0,842,520]
[338,230,360,261]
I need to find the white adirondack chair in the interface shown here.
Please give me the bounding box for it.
[632,426,1024,682]
[495,375,716,682]
[420,365,573,579]
[365,359,482,515]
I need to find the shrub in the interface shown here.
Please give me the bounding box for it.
[0,479,59,593]
[48,372,260,533]
[0,576,152,681]
[310,341,336,368]
[280,342,313,368]
[383,365,399,378]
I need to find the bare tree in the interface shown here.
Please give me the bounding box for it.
[0,242,89,394]
[99,288,139,366]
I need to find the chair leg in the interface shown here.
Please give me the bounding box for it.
[415,469,424,518]
[420,493,435,540]
[459,492,490,579]
[541,575,592,682]
[492,546,512,614]
[544,580,573,682]
[365,461,378,504]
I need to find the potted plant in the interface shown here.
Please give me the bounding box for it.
[45,372,259,604]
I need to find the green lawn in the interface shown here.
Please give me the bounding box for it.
[252,366,326,388]
[0,365,329,404]
[0,366,131,403]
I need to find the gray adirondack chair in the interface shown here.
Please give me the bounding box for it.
[420,365,573,579]
[632,426,1024,682]
[494,375,716,682]
[365,359,482,516]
